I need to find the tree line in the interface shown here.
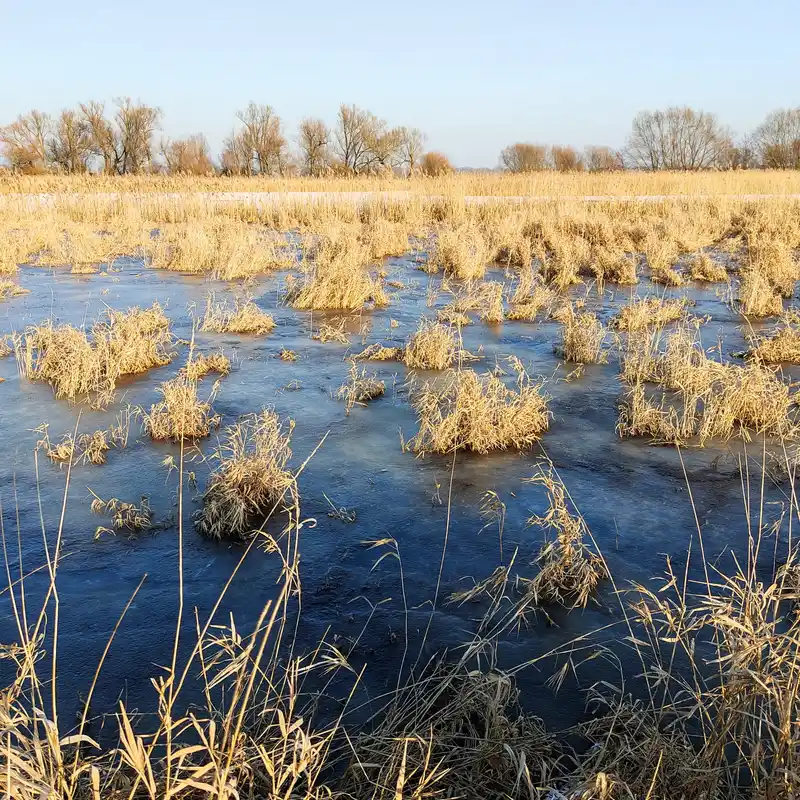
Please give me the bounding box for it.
[2,100,800,175]
[0,99,454,177]
[502,107,800,172]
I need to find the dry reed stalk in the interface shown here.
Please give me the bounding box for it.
[738,269,784,317]
[201,294,276,334]
[183,350,231,380]
[195,409,295,540]
[428,225,492,280]
[90,492,152,534]
[403,320,458,370]
[0,280,29,300]
[312,318,350,344]
[337,362,385,414]
[436,305,473,327]
[408,367,550,454]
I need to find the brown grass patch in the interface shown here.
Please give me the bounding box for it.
[738,269,784,317]
[183,350,231,380]
[337,362,385,414]
[90,492,152,536]
[612,296,688,331]
[201,294,275,334]
[0,280,29,300]
[141,374,221,441]
[16,302,173,405]
[689,252,728,282]
[749,311,800,363]
[312,319,350,344]
[556,305,607,364]
[407,367,550,454]
[428,225,492,280]
[403,319,458,370]
[523,473,606,608]
[195,409,295,540]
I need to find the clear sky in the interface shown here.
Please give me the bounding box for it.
[2,0,798,167]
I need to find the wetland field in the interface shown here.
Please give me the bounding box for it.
[3,173,800,799]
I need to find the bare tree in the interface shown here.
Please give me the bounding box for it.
[235,103,288,176]
[420,151,454,176]
[220,131,251,175]
[397,127,426,174]
[584,145,624,172]
[49,110,92,173]
[500,143,550,172]
[161,134,213,175]
[627,107,731,170]
[80,99,160,174]
[297,118,330,176]
[753,108,800,169]
[366,125,404,173]
[334,104,394,174]
[552,145,584,172]
[0,110,51,173]
[719,134,758,170]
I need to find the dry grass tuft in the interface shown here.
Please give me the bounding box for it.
[738,269,784,317]
[279,348,298,361]
[201,294,275,334]
[353,343,404,362]
[507,273,557,321]
[403,319,458,370]
[195,409,295,540]
[90,492,152,535]
[556,305,607,364]
[182,350,231,381]
[619,323,797,444]
[749,310,800,363]
[312,319,350,344]
[689,252,728,282]
[524,473,606,608]
[408,367,550,454]
[16,302,173,405]
[0,280,29,300]
[436,306,472,327]
[428,225,493,280]
[290,231,388,310]
[612,296,687,331]
[141,374,221,441]
[337,362,385,414]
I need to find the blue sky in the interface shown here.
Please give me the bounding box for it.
[2,0,798,167]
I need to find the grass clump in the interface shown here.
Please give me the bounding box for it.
[337,362,385,414]
[312,319,350,344]
[750,311,800,363]
[16,303,173,405]
[436,306,472,327]
[0,280,29,300]
[408,367,550,454]
[90,492,152,535]
[141,374,221,441]
[612,296,687,331]
[524,472,606,608]
[738,269,784,317]
[195,409,295,540]
[619,324,797,444]
[182,350,231,380]
[556,305,607,364]
[506,273,556,322]
[352,343,404,362]
[201,294,275,334]
[403,319,458,370]
[690,252,728,282]
[428,225,492,280]
[291,232,388,310]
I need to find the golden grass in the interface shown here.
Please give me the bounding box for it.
[611,296,688,331]
[36,417,129,466]
[749,310,800,363]
[289,229,388,310]
[0,279,29,300]
[201,293,276,334]
[427,224,492,280]
[15,302,173,405]
[337,362,385,414]
[689,251,728,282]
[524,473,606,608]
[619,323,797,444]
[182,350,231,380]
[408,366,550,454]
[195,409,295,540]
[90,492,152,535]
[556,305,607,364]
[403,319,458,370]
[738,269,784,317]
[141,373,221,441]
[312,318,350,344]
